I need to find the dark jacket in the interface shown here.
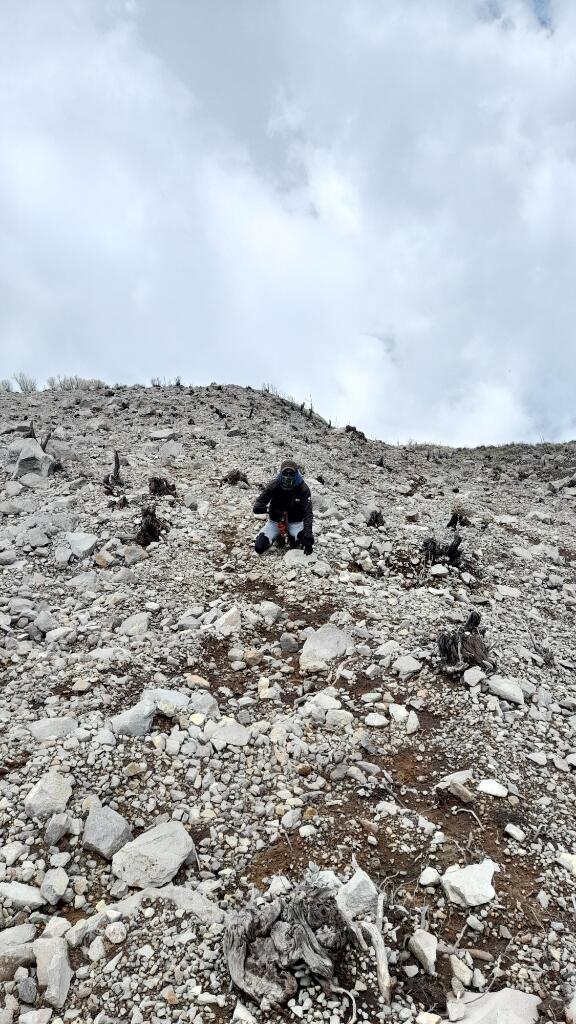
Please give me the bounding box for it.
[253,477,313,537]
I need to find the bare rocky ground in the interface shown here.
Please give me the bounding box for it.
[0,382,575,1024]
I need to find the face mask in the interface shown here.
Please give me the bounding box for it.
[279,470,296,489]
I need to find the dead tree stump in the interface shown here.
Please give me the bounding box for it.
[135,506,168,547]
[149,476,176,496]
[437,611,495,672]
[103,451,123,492]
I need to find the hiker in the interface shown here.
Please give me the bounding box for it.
[253,459,314,555]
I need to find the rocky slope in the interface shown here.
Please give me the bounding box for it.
[0,382,575,1024]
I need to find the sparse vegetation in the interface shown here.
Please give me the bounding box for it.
[13,372,38,393]
[0,378,14,392]
[150,376,184,388]
[46,375,106,391]
[262,382,315,419]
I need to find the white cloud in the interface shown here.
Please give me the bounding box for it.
[1,0,575,443]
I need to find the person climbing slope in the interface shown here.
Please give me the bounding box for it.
[253,459,314,555]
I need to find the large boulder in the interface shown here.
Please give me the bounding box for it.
[299,623,351,673]
[111,821,195,888]
[24,771,73,820]
[11,439,55,480]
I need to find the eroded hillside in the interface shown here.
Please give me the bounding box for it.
[1,383,575,1024]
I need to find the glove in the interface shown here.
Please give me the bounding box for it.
[302,536,314,556]
[253,505,267,515]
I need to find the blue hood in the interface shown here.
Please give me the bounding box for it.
[277,469,303,488]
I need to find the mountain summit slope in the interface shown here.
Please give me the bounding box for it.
[1,383,575,1022]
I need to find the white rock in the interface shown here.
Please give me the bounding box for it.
[64,531,98,558]
[20,1012,53,1024]
[12,439,54,479]
[232,1001,257,1023]
[299,623,351,672]
[487,675,524,705]
[33,937,72,1009]
[24,771,73,820]
[463,666,485,686]
[110,700,155,736]
[29,717,77,741]
[0,923,36,978]
[461,987,540,1023]
[504,823,526,842]
[450,954,473,987]
[408,928,437,974]
[392,654,422,677]
[142,687,190,714]
[118,611,150,636]
[210,719,250,750]
[0,840,27,866]
[0,881,46,910]
[0,923,36,955]
[419,867,440,886]
[430,564,449,577]
[40,868,69,906]
[326,707,354,728]
[105,921,127,944]
[365,713,388,727]
[83,802,133,860]
[214,605,241,635]
[308,689,341,711]
[556,850,576,876]
[112,821,194,888]
[406,710,420,734]
[441,859,498,907]
[389,703,409,723]
[477,779,508,797]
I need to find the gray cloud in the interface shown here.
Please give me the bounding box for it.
[1,0,575,444]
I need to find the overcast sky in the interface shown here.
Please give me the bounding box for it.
[1,0,575,445]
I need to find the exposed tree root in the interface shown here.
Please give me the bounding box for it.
[223,860,390,1014]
